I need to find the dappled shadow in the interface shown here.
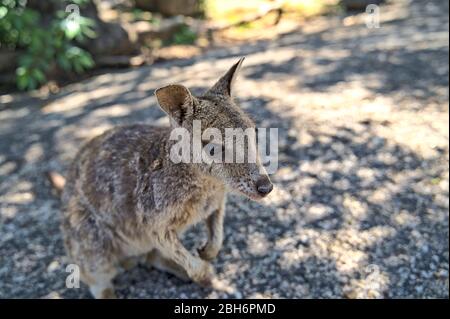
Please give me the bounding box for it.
[196,96,448,298]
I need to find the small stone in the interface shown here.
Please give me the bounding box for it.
[234,291,243,299]
[47,260,60,273]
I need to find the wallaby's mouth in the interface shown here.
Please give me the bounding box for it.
[234,184,273,201]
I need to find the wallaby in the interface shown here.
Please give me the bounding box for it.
[57,57,273,298]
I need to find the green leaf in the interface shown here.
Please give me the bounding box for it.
[0,7,8,19]
[18,54,33,67]
[16,66,27,77]
[27,76,37,90]
[72,60,84,73]
[61,19,81,39]
[31,68,46,84]
[17,74,29,90]
[78,52,94,68]
[57,55,71,71]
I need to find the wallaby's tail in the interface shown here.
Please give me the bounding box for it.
[46,171,66,196]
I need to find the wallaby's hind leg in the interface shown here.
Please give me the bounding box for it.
[145,249,190,282]
[82,266,118,299]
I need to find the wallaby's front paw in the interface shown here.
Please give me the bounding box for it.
[197,244,220,261]
[191,261,215,288]
[100,287,117,299]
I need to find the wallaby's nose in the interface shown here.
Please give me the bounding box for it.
[256,176,273,196]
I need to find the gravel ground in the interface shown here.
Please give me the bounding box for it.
[0,0,448,298]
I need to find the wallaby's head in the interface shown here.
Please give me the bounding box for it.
[155,57,273,200]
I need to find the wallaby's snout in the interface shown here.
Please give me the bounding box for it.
[255,175,273,196]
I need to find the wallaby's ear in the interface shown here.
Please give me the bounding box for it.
[155,84,194,125]
[207,57,245,96]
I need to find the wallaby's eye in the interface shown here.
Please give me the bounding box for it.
[202,139,213,150]
[202,140,215,155]
[203,142,225,158]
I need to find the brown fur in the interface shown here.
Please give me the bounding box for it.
[61,58,273,298]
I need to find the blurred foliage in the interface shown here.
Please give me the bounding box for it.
[172,25,197,45]
[0,0,96,91]
[129,7,161,25]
